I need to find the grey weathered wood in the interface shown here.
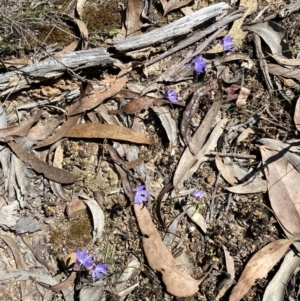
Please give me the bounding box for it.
[0,47,112,97]
[113,2,231,52]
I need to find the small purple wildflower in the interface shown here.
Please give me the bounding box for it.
[222,35,234,52]
[192,56,207,74]
[192,190,206,199]
[74,248,94,270]
[92,263,108,281]
[134,185,149,205]
[165,88,178,103]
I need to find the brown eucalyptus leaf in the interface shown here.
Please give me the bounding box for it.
[0,109,42,138]
[109,96,168,115]
[35,115,80,149]
[40,271,77,292]
[267,64,300,81]
[134,204,200,297]
[125,0,143,37]
[260,146,300,235]
[229,239,293,301]
[163,0,193,17]
[271,55,300,66]
[65,123,153,145]
[244,22,286,55]
[225,180,267,194]
[215,154,235,186]
[236,87,250,108]
[69,77,127,116]
[6,138,78,184]
[76,0,87,18]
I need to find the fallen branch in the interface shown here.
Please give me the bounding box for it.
[0,47,112,97]
[113,2,231,52]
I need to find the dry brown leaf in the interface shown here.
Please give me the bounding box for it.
[236,128,255,145]
[54,41,78,56]
[39,271,77,292]
[109,96,169,115]
[271,54,300,66]
[225,179,267,194]
[216,245,235,300]
[0,109,42,138]
[267,64,300,81]
[69,77,127,116]
[61,14,89,50]
[134,204,200,297]
[260,146,300,235]
[35,115,80,148]
[76,0,87,18]
[163,0,193,17]
[66,123,153,145]
[294,96,300,131]
[229,239,293,301]
[6,138,78,184]
[236,87,250,108]
[3,57,30,69]
[27,116,63,141]
[125,0,143,37]
[215,154,235,186]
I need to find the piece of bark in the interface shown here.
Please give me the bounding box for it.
[0,47,112,97]
[113,2,230,52]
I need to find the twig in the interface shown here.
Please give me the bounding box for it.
[208,172,221,223]
[209,152,256,159]
[253,33,273,93]
[145,7,246,67]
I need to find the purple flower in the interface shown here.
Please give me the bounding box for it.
[92,263,108,281]
[192,190,206,199]
[192,56,207,74]
[74,248,94,270]
[165,88,178,103]
[222,35,234,52]
[134,185,149,205]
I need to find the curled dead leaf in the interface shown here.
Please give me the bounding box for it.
[134,205,200,297]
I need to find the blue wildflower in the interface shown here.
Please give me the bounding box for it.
[74,248,94,270]
[192,56,207,74]
[192,190,206,199]
[165,88,178,103]
[134,185,149,205]
[92,263,108,281]
[222,35,234,52]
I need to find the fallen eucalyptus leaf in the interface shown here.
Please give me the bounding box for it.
[65,123,153,145]
[260,146,300,235]
[244,21,286,55]
[229,239,293,301]
[225,179,267,194]
[78,193,105,244]
[134,205,200,297]
[6,138,78,184]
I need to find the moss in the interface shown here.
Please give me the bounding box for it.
[82,2,121,33]
[49,214,92,256]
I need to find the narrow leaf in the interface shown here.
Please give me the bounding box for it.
[65,123,153,145]
[229,239,293,301]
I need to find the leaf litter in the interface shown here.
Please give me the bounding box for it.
[1,0,300,300]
